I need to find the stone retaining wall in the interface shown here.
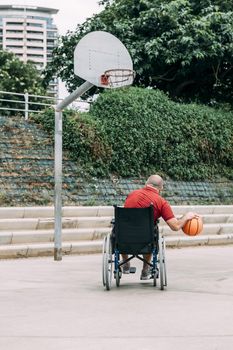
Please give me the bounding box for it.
[71,177,233,206]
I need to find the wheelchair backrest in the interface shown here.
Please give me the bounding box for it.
[113,205,155,254]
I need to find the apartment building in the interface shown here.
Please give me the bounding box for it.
[0,4,58,95]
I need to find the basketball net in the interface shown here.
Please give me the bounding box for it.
[100,69,135,88]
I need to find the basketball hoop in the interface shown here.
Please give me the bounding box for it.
[100,69,135,88]
[74,31,134,89]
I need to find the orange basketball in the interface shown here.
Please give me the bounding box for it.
[182,216,203,236]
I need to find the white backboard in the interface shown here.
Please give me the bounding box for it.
[74,31,134,88]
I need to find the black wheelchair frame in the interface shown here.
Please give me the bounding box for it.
[102,205,167,291]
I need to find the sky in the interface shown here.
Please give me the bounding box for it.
[0,0,103,35]
[0,0,104,98]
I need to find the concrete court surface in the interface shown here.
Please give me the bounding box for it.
[0,246,233,350]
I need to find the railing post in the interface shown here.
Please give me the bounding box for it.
[24,92,29,120]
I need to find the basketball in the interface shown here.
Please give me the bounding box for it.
[182,216,203,236]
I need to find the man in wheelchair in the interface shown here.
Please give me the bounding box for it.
[102,174,198,290]
[123,174,198,280]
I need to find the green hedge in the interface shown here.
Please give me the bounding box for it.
[32,87,233,180]
[90,87,233,180]
[31,109,112,176]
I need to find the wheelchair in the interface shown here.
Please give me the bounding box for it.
[102,205,167,291]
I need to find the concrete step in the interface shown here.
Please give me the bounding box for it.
[0,240,103,259]
[161,223,233,236]
[165,233,233,247]
[0,227,110,245]
[0,214,232,231]
[0,205,232,259]
[0,216,112,230]
[0,206,111,219]
[159,214,233,225]
[0,205,233,219]
[0,222,232,246]
[202,214,233,224]
[0,234,233,259]
[172,205,233,215]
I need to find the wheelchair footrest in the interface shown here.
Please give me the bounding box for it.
[129,267,136,274]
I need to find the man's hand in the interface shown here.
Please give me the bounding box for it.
[184,212,200,221]
[166,212,200,231]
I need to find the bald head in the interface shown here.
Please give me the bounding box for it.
[146,175,164,190]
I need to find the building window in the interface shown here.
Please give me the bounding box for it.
[6,45,23,49]
[27,30,44,35]
[27,38,44,43]
[6,22,23,26]
[47,32,56,38]
[27,22,43,28]
[6,37,23,41]
[6,30,23,34]
[47,39,55,45]
[27,53,44,58]
[27,46,43,50]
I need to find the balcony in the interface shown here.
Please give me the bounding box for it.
[27,48,45,56]
[46,41,55,48]
[5,45,23,51]
[5,30,23,35]
[27,43,44,48]
[26,54,45,62]
[27,38,44,44]
[5,21,24,26]
[26,22,44,28]
[27,32,44,39]
[27,29,44,34]
[5,37,23,42]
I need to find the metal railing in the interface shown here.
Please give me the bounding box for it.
[0,90,90,120]
[0,90,57,120]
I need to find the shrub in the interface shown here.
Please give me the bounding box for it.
[32,87,233,180]
[31,108,112,176]
[90,87,233,179]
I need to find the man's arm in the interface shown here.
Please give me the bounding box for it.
[166,212,199,231]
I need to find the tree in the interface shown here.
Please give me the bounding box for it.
[44,0,233,105]
[0,50,46,94]
[0,50,47,114]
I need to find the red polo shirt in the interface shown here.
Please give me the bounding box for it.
[124,185,175,222]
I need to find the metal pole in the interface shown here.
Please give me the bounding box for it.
[54,81,93,261]
[24,92,29,120]
[54,110,63,261]
[56,81,93,111]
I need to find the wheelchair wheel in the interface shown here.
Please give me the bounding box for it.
[102,233,113,290]
[162,238,167,287]
[158,236,165,290]
[102,236,107,287]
